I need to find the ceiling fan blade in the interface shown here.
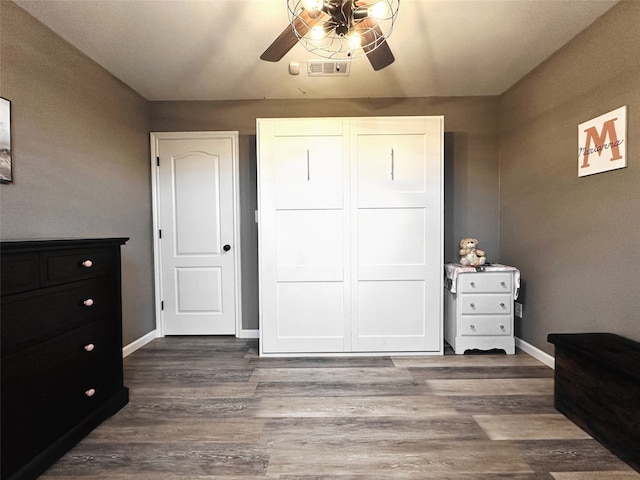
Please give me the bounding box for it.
[260,9,329,62]
[355,17,395,71]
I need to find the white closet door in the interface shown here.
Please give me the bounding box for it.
[353,118,443,352]
[258,119,351,354]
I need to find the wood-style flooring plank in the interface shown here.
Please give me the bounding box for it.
[265,440,534,476]
[474,414,592,440]
[259,416,487,445]
[426,377,554,396]
[40,443,269,477]
[249,366,413,384]
[254,380,432,397]
[256,395,458,418]
[393,352,543,368]
[408,365,554,380]
[82,417,265,444]
[448,394,557,415]
[552,472,640,479]
[128,383,258,400]
[515,439,636,473]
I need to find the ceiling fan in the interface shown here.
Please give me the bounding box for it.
[260,0,399,71]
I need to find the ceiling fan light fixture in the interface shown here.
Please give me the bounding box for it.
[369,1,389,20]
[347,31,361,50]
[310,25,325,40]
[302,0,324,12]
[287,0,399,61]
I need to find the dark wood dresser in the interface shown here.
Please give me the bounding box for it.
[1,238,129,480]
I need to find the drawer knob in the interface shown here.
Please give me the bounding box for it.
[470,282,476,287]
[83,298,94,307]
[500,281,506,287]
[85,388,96,397]
[469,303,476,309]
[470,324,476,330]
[500,302,506,308]
[84,343,95,352]
[82,260,93,268]
[499,324,505,330]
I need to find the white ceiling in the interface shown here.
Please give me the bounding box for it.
[15,0,619,101]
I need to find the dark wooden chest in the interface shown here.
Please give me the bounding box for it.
[548,333,640,473]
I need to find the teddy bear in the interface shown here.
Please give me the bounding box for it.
[459,238,486,266]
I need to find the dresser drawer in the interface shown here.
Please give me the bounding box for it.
[2,321,120,468]
[460,315,512,336]
[41,247,116,286]
[460,294,512,315]
[0,252,40,295]
[1,363,120,478]
[459,273,512,293]
[1,278,117,354]
[2,320,117,394]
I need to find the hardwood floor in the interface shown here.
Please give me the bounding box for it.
[40,337,639,479]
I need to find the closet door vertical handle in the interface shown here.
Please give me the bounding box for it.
[307,149,310,181]
[390,148,395,180]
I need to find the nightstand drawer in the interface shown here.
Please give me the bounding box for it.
[460,294,512,315]
[459,273,512,293]
[461,316,512,336]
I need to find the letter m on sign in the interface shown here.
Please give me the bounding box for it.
[578,106,627,177]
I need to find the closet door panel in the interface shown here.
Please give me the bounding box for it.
[274,136,343,210]
[275,210,344,281]
[258,118,350,354]
[357,280,427,351]
[358,208,425,267]
[274,282,345,352]
[352,117,443,353]
[357,134,426,207]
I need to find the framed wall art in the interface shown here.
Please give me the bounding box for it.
[0,97,11,183]
[578,105,627,177]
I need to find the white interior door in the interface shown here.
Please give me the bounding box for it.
[152,132,240,336]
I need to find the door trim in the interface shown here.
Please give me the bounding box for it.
[150,131,242,337]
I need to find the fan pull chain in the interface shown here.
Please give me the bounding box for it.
[390,148,395,180]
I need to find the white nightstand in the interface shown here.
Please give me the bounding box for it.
[444,263,520,354]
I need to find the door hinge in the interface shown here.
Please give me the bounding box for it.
[156,156,160,167]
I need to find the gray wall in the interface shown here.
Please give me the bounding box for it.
[499,0,640,354]
[151,97,501,330]
[0,0,155,345]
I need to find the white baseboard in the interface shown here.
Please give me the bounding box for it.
[122,329,159,358]
[516,337,555,369]
[237,329,259,339]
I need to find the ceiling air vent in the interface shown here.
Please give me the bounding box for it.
[307,60,351,77]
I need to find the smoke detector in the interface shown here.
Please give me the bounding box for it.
[307,60,351,77]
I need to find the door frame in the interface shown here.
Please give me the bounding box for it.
[150,131,242,338]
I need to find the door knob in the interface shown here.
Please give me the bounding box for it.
[223,244,231,252]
